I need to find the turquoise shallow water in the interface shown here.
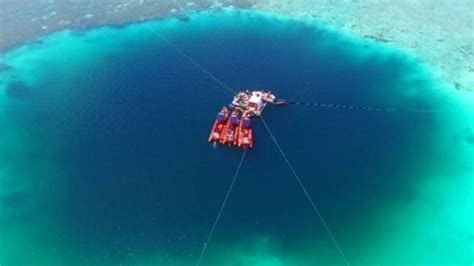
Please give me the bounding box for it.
[0,9,473,266]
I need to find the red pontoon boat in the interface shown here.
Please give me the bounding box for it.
[208,107,229,143]
[220,110,240,145]
[237,112,253,148]
[209,90,286,149]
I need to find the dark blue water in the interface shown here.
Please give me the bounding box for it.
[2,10,459,265]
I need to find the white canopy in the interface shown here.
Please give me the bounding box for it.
[249,91,263,106]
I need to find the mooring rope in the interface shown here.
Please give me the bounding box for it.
[288,101,466,113]
[196,148,248,266]
[260,116,350,266]
[288,101,395,112]
[146,22,349,264]
[145,24,236,95]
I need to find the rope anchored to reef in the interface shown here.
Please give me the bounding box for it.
[196,148,248,266]
[146,23,351,265]
[261,116,351,266]
[145,24,237,95]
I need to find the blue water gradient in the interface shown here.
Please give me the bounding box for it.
[0,9,471,266]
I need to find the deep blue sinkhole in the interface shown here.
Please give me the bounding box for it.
[8,11,445,263]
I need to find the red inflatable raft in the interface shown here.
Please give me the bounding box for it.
[237,112,253,148]
[208,107,229,143]
[220,110,240,145]
[209,90,286,149]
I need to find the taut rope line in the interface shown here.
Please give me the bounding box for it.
[145,23,349,265]
[196,148,248,266]
[260,116,350,266]
[288,101,467,113]
[145,24,236,95]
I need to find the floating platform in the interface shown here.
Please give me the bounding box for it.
[209,90,287,149]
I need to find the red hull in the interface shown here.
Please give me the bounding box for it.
[220,111,240,145]
[237,127,253,148]
[208,107,229,143]
[237,114,253,148]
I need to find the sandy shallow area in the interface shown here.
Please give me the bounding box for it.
[0,1,252,52]
[251,0,473,93]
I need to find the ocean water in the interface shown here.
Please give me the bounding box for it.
[0,9,473,266]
